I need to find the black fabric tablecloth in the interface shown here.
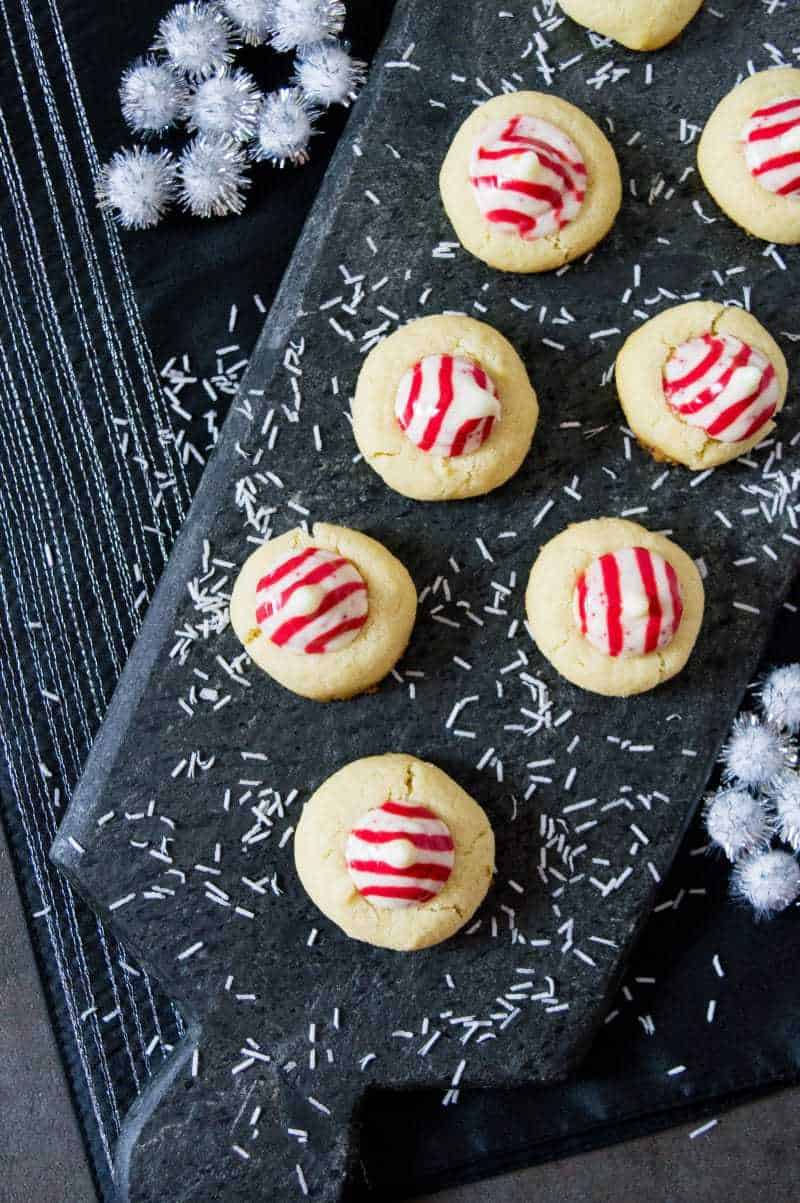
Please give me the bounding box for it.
[0,3,798,1201]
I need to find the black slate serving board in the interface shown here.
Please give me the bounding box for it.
[53,1,800,1199]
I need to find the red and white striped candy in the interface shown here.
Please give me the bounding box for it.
[742,95,800,199]
[254,546,368,655]
[395,354,501,457]
[469,114,587,240]
[346,799,455,909]
[573,547,683,658]
[663,332,780,444]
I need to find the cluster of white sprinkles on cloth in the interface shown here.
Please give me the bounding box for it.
[77,2,800,1190]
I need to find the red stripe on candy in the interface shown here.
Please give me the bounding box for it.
[739,402,777,441]
[256,546,316,593]
[665,561,683,632]
[747,115,800,142]
[499,178,564,209]
[484,207,537,234]
[751,98,800,120]
[704,363,775,437]
[303,614,367,654]
[270,557,347,616]
[634,547,662,655]
[359,885,435,902]
[381,800,438,819]
[350,829,455,852]
[664,337,724,395]
[400,360,423,430]
[600,553,623,657]
[418,354,455,452]
[269,581,366,646]
[472,363,488,390]
[347,859,452,881]
[676,341,750,416]
[778,174,800,197]
[449,417,483,458]
[576,572,588,636]
[753,150,800,177]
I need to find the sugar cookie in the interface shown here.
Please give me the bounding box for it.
[698,68,800,244]
[557,0,703,51]
[230,523,417,700]
[352,314,539,501]
[294,754,495,950]
[615,301,788,470]
[525,518,705,697]
[439,91,621,273]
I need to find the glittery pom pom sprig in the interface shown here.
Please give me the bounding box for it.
[703,664,800,920]
[97,0,366,227]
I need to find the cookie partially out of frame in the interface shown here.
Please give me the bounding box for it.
[294,754,495,951]
[698,67,800,244]
[557,0,703,51]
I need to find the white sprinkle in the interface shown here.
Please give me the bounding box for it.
[533,499,554,526]
[418,1030,442,1056]
[689,1119,718,1140]
[177,942,204,961]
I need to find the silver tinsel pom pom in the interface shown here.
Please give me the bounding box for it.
[293,39,366,107]
[252,87,317,165]
[154,2,239,80]
[732,849,800,918]
[119,57,190,136]
[703,787,772,861]
[185,68,262,142]
[759,664,800,734]
[771,770,800,851]
[269,0,346,52]
[220,0,274,45]
[96,147,177,229]
[720,712,792,790]
[177,136,251,217]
